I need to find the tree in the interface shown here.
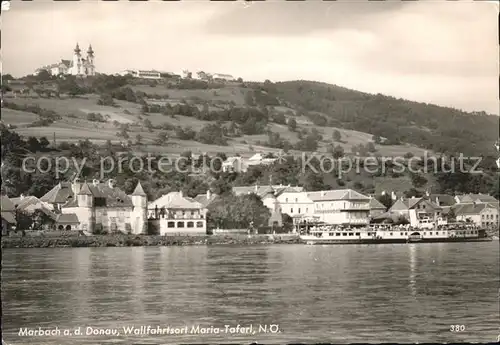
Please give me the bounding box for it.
[244,92,255,106]
[207,193,271,229]
[372,135,382,144]
[366,142,377,153]
[135,134,143,145]
[287,118,297,132]
[156,131,168,145]
[377,193,393,209]
[333,130,342,142]
[410,173,428,188]
[39,137,50,150]
[446,208,456,222]
[144,119,153,132]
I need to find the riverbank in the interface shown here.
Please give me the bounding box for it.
[1,233,301,248]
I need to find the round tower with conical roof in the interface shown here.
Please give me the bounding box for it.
[130,182,148,234]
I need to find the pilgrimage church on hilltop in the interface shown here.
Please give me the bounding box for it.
[34,43,95,77]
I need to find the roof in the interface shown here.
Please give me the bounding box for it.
[43,181,134,208]
[307,189,370,202]
[193,193,218,207]
[1,195,16,212]
[149,192,204,210]
[1,211,16,224]
[457,193,499,204]
[79,183,93,195]
[40,182,74,204]
[454,203,498,216]
[131,182,147,196]
[10,196,56,219]
[233,185,304,199]
[429,194,456,206]
[369,198,386,210]
[56,213,80,224]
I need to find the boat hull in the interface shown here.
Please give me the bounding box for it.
[302,237,492,245]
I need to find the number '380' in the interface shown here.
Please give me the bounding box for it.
[450,325,465,332]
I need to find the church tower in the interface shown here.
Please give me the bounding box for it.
[130,182,148,234]
[86,44,95,76]
[72,43,82,76]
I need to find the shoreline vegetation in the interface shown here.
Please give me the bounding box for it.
[1,232,301,249]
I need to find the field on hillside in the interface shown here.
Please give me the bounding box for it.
[4,86,429,160]
[131,85,249,105]
[1,108,40,126]
[4,95,142,122]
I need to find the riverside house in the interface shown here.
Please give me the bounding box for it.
[389,197,446,228]
[306,189,371,226]
[148,191,207,235]
[40,179,148,234]
[454,203,499,227]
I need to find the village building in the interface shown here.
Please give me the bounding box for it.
[388,197,447,228]
[306,189,371,226]
[454,193,499,206]
[118,69,161,79]
[275,186,315,226]
[40,179,147,234]
[222,156,247,173]
[148,191,207,235]
[212,73,234,81]
[10,195,57,230]
[245,153,278,168]
[368,197,387,219]
[193,190,218,208]
[1,195,17,232]
[232,184,297,227]
[35,43,95,77]
[454,203,499,227]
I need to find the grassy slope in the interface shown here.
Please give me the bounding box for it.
[2,92,435,194]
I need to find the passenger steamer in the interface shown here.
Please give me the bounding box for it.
[300,224,491,245]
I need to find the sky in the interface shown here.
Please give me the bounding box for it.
[2,0,498,114]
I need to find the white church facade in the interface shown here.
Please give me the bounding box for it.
[35,43,95,77]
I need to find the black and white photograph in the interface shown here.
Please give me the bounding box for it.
[1,0,499,344]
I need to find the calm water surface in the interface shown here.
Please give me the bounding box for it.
[2,243,499,344]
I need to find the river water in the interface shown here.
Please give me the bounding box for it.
[2,243,499,344]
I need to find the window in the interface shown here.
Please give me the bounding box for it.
[167,222,175,228]
[187,221,194,228]
[336,233,341,236]
[329,232,334,237]
[424,232,426,235]
[482,214,485,219]
[196,221,203,228]
[389,232,393,236]
[295,198,298,202]
[286,198,288,202]
[191,211,194,216]
[306,208,308,213]
[400,232,403,236]
[177,221,184,228]
[342,233,347,236]
[355,232,360,236]
[291,208,294,214]
[298,208,301,214]
[367,232,372,236]
[430,232,433,235]
[349,233,354,236]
